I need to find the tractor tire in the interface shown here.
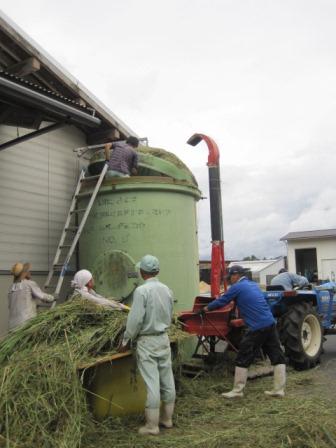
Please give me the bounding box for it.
[280,302,323,370]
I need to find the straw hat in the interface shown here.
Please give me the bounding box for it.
[11,262,32,280]
[11,262,24,279]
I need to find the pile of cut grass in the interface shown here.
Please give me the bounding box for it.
[0,298,186,447]
[82,369,336,448]
[1,299,335,448]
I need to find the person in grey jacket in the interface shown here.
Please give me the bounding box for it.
[271,268,309,290]
[119,255,175,436]
[8,262,55,330]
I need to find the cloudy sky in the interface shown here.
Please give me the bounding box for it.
[2,0,336,259]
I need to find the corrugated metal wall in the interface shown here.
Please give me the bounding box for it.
[0,124,86,335]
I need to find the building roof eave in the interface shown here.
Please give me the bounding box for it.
[280,229,336,241]
[0,10,136,138]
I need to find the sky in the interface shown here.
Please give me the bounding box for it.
[2,0,336,260]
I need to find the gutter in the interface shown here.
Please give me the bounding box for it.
[0,75,101,127]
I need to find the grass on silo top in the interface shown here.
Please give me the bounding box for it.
[137,146,198,184]
[137,146,192,172]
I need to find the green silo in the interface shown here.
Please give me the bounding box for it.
[79,146,201,311]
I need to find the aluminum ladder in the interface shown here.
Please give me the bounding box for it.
[44,163,108,298]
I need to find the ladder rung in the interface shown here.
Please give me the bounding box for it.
[60,245,71,249]
[81,174,101,182]
[65,226,78,231]
[76,192,90,198]
[53,263,73,269]
[70,209,86,214]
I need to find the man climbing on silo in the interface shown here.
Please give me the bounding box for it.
[104,136,139,178]
[119,255,175,436]
[8,262,55,330]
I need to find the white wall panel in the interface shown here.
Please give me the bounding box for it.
[0,124,86,335]
[0,124,86,271]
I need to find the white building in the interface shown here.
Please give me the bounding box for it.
[229,258,285,288]
[281,229,336,282]
[0,12,136,335]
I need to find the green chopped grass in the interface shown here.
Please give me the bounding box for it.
[0,298,186,447]
[0,299,334,448]
[83,369,336,448]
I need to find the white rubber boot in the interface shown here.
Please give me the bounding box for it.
[265,364,286,397]
[221,367,248,398]
[138,408,160,435]
[160,402,175,429]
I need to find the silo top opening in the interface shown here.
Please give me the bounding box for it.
[87,145,198,186]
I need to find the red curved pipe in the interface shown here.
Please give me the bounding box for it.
[187,133,220,166]
[187,133,226,296]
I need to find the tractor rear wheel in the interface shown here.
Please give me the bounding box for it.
[280,302,323,370]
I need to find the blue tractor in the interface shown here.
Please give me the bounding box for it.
[264,284,336,370]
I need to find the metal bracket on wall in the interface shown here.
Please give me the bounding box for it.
[0,122,65,151]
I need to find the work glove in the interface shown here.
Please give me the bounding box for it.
[118,337,130,353]
[120,303,131,311]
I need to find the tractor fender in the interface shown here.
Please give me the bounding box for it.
[283,291,318,308]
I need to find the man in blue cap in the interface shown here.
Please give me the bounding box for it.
[202,265,286,398]
[119,255,175,435]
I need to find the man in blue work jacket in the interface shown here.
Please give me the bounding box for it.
[203,265,286,398]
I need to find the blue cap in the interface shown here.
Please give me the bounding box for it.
[136,255,160,273]
[227,265,245,276]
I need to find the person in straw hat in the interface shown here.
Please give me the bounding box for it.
[8,262,55,330]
